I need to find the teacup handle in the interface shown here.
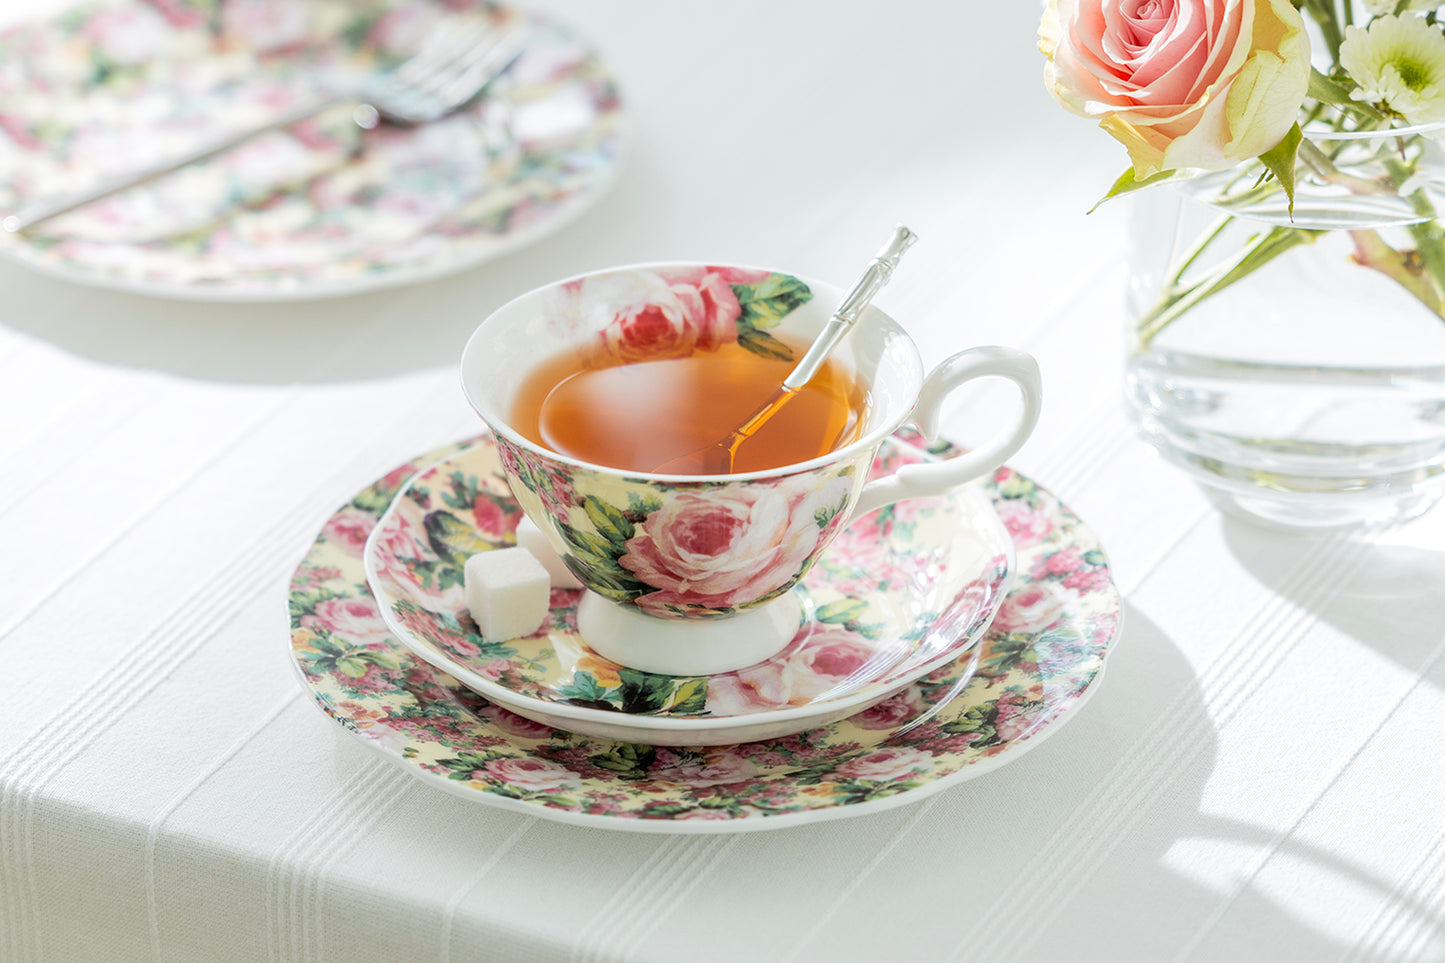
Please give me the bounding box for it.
[851,345,1042,518]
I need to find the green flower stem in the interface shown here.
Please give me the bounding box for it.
[1348,228,1445,312]
[1302,0,1343,60]
[1297,138,1388,194]
[1385,156,1445,314]
[1136,226,1322,347]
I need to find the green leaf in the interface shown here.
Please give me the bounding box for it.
[335,657,370,678]
[815,598,869,625]
[617,668,678,714]
[667,678,709,715]
[626,491,663,515]
[589,743,657,779]
[734,275,813,330]
[423,510,492,568]
[737,327,795,362]
[1257,123,1303,218]
[813,493,849,529]
[583,496,634,548]
[556,671,609,704]
[1306,68,1354,109]
[559,525,609,558]
[1090,167,1189,212]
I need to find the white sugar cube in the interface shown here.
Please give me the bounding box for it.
[515,515,584,590]
[464,547,551,640]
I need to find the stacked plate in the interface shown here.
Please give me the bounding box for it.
[0,0,625,299]
[287,431,1123,831]
[362,435,1015,746]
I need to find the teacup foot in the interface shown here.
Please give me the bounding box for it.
[576,591,803,676]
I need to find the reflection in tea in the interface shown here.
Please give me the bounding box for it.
[511,337,869,474]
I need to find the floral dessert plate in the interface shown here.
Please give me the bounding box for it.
[0,0,625,301]
[289,434,1122,832]
[362,434,1016,746]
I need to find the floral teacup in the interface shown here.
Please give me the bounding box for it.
[460,262,1042,675]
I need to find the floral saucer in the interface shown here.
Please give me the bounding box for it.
[289,433,1122,832]
[362,435,1015,746]
[0,0,624,300]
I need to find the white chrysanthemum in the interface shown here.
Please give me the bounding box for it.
[1360,0,1440,15]
[1341,15,1445,123]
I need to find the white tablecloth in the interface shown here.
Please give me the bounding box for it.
[4,1,1444,961]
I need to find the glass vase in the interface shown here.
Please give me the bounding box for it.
[1125,124,1445,529]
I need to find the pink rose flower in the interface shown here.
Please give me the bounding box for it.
[993,585,1067,634]
[370,521,463,611]
[321,507,373,556]
[853,689,927,730]
[1042,545,1085,578]
[703,673,779,715]
[649,750,759,788]
[734,627,877,705]
[1039,0,1310,175]
[621,474,852,614]
[478,706,558,739]
[1064,568,1111,593]
[472,495,514,539]
[835,746,934,782]
[677,265,772,286]
[306,598,392,645]
[557,269,742,363]
[993,499,1053,549]
[994,691,1045,743]
[480,757,579,793]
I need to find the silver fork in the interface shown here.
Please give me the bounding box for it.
[1,15,528,234]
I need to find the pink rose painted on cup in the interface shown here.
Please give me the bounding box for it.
[1039,0,1310,176]
[306,598,392,645]
[621,474,853,615]
[480,757,580,793]
[993,585,1067,634]
[554,269,743,363]
[835,746,934,782]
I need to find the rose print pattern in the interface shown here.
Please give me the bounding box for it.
[496,431,858,620]
[544,266,810,365]
[364,437,1013,723]
[620,473,852,615]
[291,433,1120,828]
[0,0,625,299]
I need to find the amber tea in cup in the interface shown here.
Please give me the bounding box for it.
[510,336,869,474]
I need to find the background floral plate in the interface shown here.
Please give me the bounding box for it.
[0,0,625,300]
[288,434,1122,832]
[362,435,1016,746]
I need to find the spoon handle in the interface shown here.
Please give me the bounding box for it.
[781,224,918,390]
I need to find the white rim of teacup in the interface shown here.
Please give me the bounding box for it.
[459,260,926,484]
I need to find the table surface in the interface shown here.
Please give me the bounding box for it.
[4,2,1444,961]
